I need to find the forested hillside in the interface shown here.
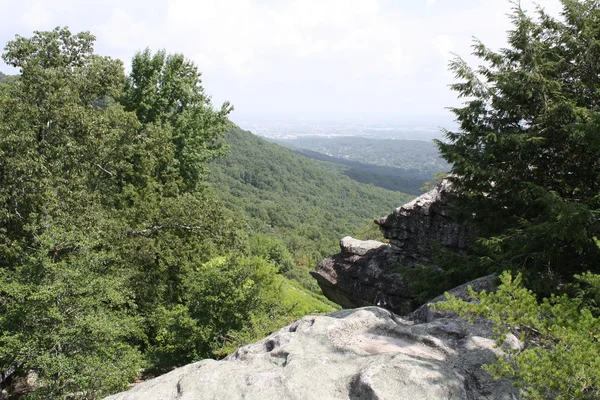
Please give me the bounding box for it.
[290,148,432,195]
[209,127,412,276]
[0,29,340,399]
[274,136,450,195]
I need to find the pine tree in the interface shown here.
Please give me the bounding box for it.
[437,0,600,289]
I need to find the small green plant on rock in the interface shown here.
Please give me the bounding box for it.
[436,270,600,400]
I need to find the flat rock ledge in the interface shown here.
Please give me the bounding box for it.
[105,303,519,400]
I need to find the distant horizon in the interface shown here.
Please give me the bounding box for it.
[232,113,453,141]
[230,111,456,125]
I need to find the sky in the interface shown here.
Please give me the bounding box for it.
[0,0,563,125]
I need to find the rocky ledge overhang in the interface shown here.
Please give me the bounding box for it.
[310,237,413,314]
[311,180,475,314]
[105,275,516,400]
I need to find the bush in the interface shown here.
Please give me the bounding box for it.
[437,270,600,399]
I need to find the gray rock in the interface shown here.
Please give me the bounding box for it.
[105,306,519,400]
[410,274,499,323]
[312,180,476,314]
[310,238,412,315]
[340,236,387,256]
[376,179,473,268]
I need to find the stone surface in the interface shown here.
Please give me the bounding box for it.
[340,236,387,256]
[105,304,519,400]
[376,179,473,268]
[410,274,499,323]
[310,237,412,315]
[312,180,476,313]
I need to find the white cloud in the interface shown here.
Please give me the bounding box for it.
[100,8,152,49]
[1,0,564,118]
[21,1,52,30]
[86,0,563,116]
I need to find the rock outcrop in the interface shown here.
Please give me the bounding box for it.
[376,179,472,267]
[409,274,499,324]
[312,180,475,313]
[105,284,517,400]
[310,237,413,315]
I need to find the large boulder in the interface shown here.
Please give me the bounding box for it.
[312,181,475,313]
[310,237,413,315]
[105,303,518,400]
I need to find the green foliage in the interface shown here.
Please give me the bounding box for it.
[420,172,448,193]
[352,219,388,242]
[279,278,339,316]
[0,71,16,85]
[433,5,600,394]
[245,234,296,274]
[278,137,450,195]
[214,277,338,357]
[146,255,283,372]
[437,0,600,289]
[0,28,252,398]
[0,28,145,397]
[209,127,412,277]
[436,271,600,399]
[121,48,233,193]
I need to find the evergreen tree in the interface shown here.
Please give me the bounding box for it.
[437,0,600,289]
[438,270,600,399]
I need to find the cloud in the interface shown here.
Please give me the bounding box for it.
[159,0,418,78]
[98,8,154,51]
[21,1,52,30]
[83,0,564,116]
[1,0,564,117]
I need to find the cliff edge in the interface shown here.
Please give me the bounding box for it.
[105,277,516,400]
[311,180,474,314]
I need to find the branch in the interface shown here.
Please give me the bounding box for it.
[128,224,209,237]
[96,164,114,176]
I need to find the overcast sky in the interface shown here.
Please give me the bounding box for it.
[0,0,562,125]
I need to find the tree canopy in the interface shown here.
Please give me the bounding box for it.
[437,1,600,398]
[437,0,600,290]
[0,28,298,398]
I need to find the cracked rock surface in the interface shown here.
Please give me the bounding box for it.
[105,304,518,400]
